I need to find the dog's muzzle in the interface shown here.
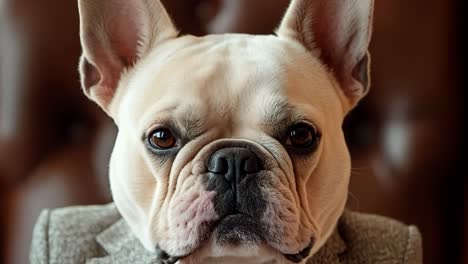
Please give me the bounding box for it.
[155,145,315,263]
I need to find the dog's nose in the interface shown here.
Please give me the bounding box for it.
[207,147,261,183]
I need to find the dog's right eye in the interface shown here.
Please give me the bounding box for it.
[147,128,177,150]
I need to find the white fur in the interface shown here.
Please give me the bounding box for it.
[110,33,349,260]
[78,0,374,262]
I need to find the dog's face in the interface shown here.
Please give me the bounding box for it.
[78,0,373,263]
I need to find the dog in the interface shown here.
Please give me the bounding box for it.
[30,0,422,263]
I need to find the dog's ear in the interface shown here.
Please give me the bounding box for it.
[277,0,374,109]
[78,0,178,115]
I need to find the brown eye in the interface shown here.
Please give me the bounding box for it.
[286,123,319,149]
[148,128,177,150]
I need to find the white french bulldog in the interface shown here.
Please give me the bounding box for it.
[78,0,373,263]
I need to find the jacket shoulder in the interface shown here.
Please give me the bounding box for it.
[339,211,423,264]
[30,203,121,264]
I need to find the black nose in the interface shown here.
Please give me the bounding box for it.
[207,147,261,184]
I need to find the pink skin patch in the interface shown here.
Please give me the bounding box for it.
[163,190,219,255]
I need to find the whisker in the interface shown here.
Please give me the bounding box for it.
[350,166,371,176]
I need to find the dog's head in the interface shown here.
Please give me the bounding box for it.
[78,0,373,262]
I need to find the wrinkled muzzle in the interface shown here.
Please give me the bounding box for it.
[155,140,315,263]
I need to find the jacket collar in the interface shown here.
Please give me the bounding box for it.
[90,218,347,264]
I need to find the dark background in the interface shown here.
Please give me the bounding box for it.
[0,0,466,263]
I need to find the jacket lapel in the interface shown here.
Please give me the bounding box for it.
[88,219,158,264]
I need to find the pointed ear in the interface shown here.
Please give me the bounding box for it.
[277,0,374,109]
[78,0,178,115]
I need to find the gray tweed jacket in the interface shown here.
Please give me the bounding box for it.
[30,204,422,264]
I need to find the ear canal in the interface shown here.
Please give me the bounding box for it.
[277,0,374,110]
[78,0,178,116]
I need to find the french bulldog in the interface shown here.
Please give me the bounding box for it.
[78,0,373,263]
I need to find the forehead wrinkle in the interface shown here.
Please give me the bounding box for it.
[235,53,288,131]
[175,105,206,139]
[262,99,295,135]
[263,98,290,127]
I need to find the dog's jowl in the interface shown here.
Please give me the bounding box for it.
[29,0,423,263]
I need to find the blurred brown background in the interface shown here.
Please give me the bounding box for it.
[0,0,465,263]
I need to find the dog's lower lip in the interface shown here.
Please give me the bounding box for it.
[223,212,245,218]
[282,239,315,263]
[217,212,259,226]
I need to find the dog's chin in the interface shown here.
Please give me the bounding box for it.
[160,214,314,264]
[178,231,283,264]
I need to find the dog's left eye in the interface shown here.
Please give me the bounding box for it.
[286,123,320,150]
[148,128,177,150]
